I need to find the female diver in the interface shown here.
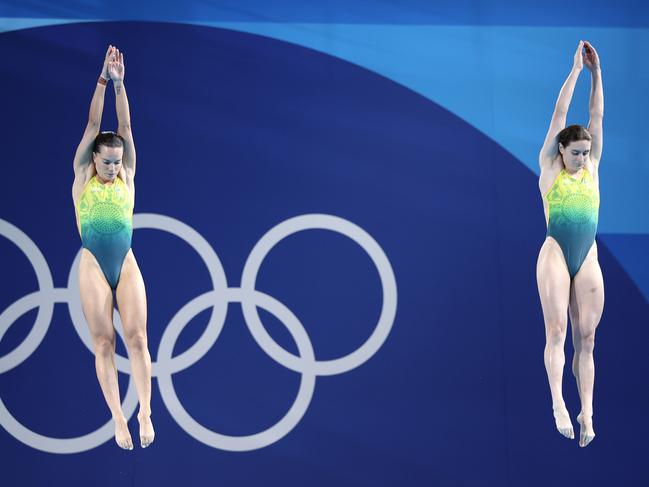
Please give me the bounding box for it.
[537,40,604,448]
[72,45,154,450]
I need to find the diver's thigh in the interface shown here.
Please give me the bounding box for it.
[569,279,581,343]
[573,252,604,329]
[115,251,147,333]
[79,249,114,338]
[537,238,571,320]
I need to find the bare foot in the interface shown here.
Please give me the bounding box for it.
[114,416,133,450]
[553,407,574,439]
[577,412,595,447]
[138,412,155,448]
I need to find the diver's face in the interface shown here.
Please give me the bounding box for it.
[560,140,591,171]
[93,145,123,182]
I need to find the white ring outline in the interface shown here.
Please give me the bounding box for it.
[241,214,398,376]
[0,213,397,453]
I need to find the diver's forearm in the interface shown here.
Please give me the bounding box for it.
[554,67,581,115]
[589,68,604,118]
[113,80,132,130]
[87,79,107,129]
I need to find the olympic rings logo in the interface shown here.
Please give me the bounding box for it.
[0,214,397,454]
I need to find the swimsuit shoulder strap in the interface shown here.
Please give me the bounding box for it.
[83,174,98,191]
[544,168,565,200]
[77,174,96,204]
[580,167,596,186]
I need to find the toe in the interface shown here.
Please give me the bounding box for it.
[141,435,154,448]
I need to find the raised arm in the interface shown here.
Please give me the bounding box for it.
[584,41,604,164]
[539,41,585,168]
[73,45,115,175]
[108,49,136,180]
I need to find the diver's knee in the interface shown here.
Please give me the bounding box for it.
[125,331,148,353]
[545,319,567,345]
[94,335,115,357]
[579,330,596,354]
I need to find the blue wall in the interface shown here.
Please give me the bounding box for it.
[1,2,647,486]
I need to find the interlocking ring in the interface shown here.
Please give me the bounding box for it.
[0,214,397,453]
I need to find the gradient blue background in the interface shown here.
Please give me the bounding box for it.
[1,1,648,486]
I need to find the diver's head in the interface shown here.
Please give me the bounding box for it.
[92,131,124,183]
[558,125,592,172]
